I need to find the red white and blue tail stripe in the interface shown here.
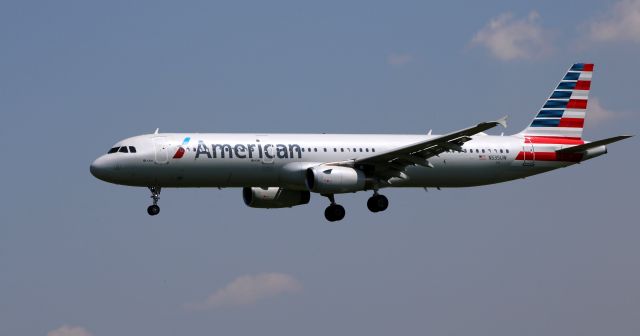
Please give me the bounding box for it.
[521,63,593,139]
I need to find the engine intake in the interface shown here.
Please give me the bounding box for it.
[242,187,310,208]
[306,166,366,193]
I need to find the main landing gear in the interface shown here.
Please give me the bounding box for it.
[147,186,161,216]
[367,192,389,213]
[324,194,346,222]
[322,192,390,222]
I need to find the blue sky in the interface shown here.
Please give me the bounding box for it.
[1,1,638,335]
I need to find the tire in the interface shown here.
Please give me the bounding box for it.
[324,204,346,221]
[147,205,160,216]
[367,195,389,212]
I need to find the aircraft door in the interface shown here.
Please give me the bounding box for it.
[153,137,169,164]
[256,136,275,164]
[262,144,276,164]
[523,137,535,166]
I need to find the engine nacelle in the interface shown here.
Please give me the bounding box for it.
[242,187,310,208]
[305,166,366,193]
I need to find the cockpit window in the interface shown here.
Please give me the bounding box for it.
[129,146,137,153]
[119,146,129,153]
[108,147,119,154]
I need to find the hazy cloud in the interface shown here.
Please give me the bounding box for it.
[588,0,640,42]
[387,53,413,66]
[47,325,93,336]
[471,11,549,60]
[188,273,302,309]
[587,97,627,125]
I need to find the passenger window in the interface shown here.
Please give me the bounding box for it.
[308,148,311,152]
[500,149,503,153]
[359,148,362,152]
[506,149,510,153]
[481,149,485,153]
[334,148,337,152]
[366,148,369,152]
[108,147,119,154]
[372,148,376,152]
[340,148,344,152]
[302,148,305,152]
[323,148,327,152]
[129,146,137,153]
[476,149,479,153]
[314,148,317,152]
[119,146,129,153]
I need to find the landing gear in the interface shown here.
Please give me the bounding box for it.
[147,204,160,216]
[367,193,389,213]
[147,186,161,216]
[323,194,346,222]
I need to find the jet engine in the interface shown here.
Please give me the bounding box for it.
[242,187,311,208]
[305,166,366,194]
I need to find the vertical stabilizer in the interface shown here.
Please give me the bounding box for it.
[520,63,593,139]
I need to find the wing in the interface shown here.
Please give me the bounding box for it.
[332,116,508,183]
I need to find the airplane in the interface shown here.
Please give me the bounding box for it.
[90,63,631,221]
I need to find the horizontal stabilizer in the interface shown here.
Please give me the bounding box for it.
[556,135,632,153]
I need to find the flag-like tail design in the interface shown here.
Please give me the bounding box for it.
[520,63,593,139]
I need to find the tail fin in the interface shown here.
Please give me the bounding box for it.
[520,63,593,139]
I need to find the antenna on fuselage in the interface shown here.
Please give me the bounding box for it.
[427,129,432,135]
[154,128,159,134]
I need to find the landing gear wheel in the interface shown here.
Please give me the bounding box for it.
[147,186,162,216]
[324,204,346,222]
[367,194,389,213]
[147,204,160,216]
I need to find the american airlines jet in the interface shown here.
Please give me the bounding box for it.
[91,63,631,221]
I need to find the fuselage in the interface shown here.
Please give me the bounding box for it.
[90,132,605,190]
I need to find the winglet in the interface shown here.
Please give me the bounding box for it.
[496,115,508,128]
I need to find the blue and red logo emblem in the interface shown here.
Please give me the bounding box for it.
[172,137,191,159]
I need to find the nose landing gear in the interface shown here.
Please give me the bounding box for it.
[147,186,161,216]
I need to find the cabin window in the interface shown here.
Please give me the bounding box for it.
[340,148,344,152]
[129,146,137,153]
[333,148,337,152]
[500,149,503,153]
[119,146,129,153]
[506,149,510,153]
[301,148,305,152]
[323,148,327,152]
[108,147,119,154]
[314,148,317,152]
[365,148,369,152]
[476,149,479,153]
[372,148,376,152]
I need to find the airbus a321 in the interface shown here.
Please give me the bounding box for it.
[90,63,631,221]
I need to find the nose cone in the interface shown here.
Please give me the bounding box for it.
[90,155,114,181]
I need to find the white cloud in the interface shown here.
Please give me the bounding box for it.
[588,0,640,42]
[587,97,625,125]
[387,53,413,66]
[47,325,93,336]
[187,273,302,309]
[471,11,549,61]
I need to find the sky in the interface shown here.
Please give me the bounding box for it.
[1,1,639,335]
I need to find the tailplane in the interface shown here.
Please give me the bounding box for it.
[520,63,593,139]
